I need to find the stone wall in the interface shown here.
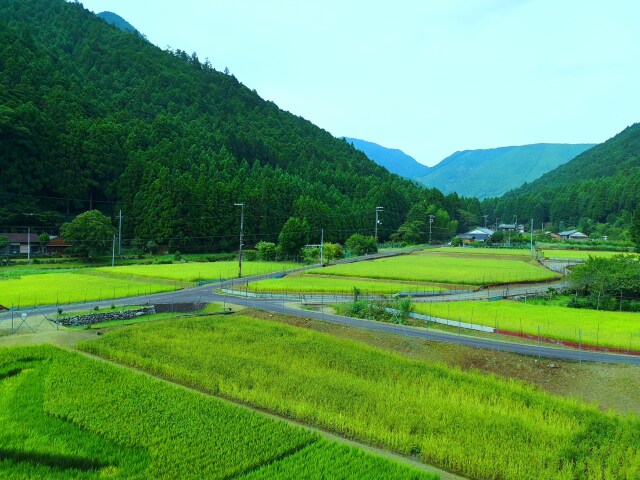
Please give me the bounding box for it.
[57,306,156,326]
[154,302,207,313]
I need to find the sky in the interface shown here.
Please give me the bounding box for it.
[78,0,640,166]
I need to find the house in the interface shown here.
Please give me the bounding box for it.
[0,233,41,256]
[547,232,562,241]
[455,227,494,244]
[46,236,71,255]
[558,230,589,241]
[497,223,525,233]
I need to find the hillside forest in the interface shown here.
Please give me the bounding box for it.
[0,0,481,252]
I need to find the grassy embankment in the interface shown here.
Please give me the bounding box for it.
[81,314,640,480]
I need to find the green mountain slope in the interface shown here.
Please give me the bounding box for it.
[416,143,594,200]
[0,0,436,249]
[342,137,430,179]
[482,124,640,226]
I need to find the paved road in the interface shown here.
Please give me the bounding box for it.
[2,249,637,365]
[6,279,637,365]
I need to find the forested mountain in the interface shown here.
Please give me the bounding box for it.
[342,138,430,179]
[0,0,480,250]
[482,124,640,227]
[416,143,594,199]
[96,11,143,37]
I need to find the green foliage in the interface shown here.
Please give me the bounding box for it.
[255,241,277,261]
[391,220,425,245]
[568,255,640,311]
[404,201,460,242]
[243,249,257,261]
[60,210,116,258]
[1,346,428,479]
[322,242,344,261]
[38,232,49,249]
[631,204,640,251]
[278,217,309,258]
[345,234,378,256]
[301,246,319,263]
[0,235,7,249]
[83,314,640,479]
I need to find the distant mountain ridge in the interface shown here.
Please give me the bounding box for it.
[96,11,144,37]
[342,137,430,179]
[416,143,595,199]
[482,123,640,225]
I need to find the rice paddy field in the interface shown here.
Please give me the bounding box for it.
[99,261,301,283]
[307,251,559,285]
[0,345,433,479]
[82,314,640,480]
[414,300,640,351]
[0,271,176,309]
[429,247,533,256]
[247,274,450,295]
[0,261,302,308]
[540,249,637,260]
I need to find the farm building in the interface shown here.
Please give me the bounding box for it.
[0,233,69,256]
[558,229,589,241]
[497,223,525,233]
[0,233,40,256]
[455,227,494,244]
[46,236,71,255]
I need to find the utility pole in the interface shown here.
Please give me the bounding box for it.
[27,227,31,261]
[118,210,122,256]
[112,235,116,267]
[375,207,383,242]
[482,215,489,228]
[530,219,534,259]
[234,203,244,278]
[428,214,434,244]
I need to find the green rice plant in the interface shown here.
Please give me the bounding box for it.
[239,440,432,480]
[414,300,640,351]
[0,271,175,308]
[247,274,448,295]
[540,249,637,260]
[97,261,301,282]
[429,247,532,256]
[308,252,558,285]
[0,346,433,480]
[82,315,640,479]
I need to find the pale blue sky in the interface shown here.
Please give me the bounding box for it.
[78,0,640,165]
